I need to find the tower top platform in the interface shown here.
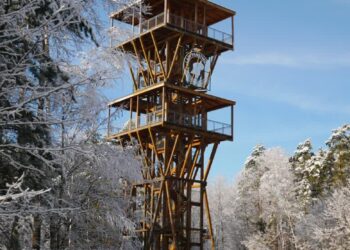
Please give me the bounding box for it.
[111,0,235,26]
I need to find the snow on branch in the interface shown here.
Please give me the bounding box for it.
[0,174,50,206]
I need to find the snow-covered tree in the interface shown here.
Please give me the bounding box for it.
[0,0,145,248]
[324,124,350,188]
[243,148,301,250]
[63,143,142,249]
[206,125,350,249]
[207,145,267,249]
[313,185,350,249]
[236,145,267,238]
[291,140,327,207]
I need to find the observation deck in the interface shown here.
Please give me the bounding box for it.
[107,83,235,143]
[110,0,235,56]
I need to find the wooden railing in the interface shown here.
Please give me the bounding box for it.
[114,12,233,46]
[168,14,233,45]
[108,109,232,137]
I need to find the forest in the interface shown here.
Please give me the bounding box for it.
[1,0,350,249]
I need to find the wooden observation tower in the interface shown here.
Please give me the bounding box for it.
[107,0,235,249]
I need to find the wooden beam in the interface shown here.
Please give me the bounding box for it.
[165,181,176,245]
[167,35,183,79]
[151,31,166,78]
[136,94,140,128]
[231,15,234,49]
[139,36,156,85]
[164,0,168,23]
[108,83,165,107]
[122,46,138,91]
[147,181,164,246]
[180,139,194,178]
[129,97,133,130]
[231,104,234,139]
[107,107,111,137]
[165,39,170,81]
[148,128,162,176]
[162,86,166,124]
[204,48,219,89]
[204,189,215,250]
[187,147,200,180]
[165,134,180,175]
[203,142,219,182]
[131,40,149,87]
[136,130,151,179]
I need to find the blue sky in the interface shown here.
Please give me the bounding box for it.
[209,0,350,180]
[107,0,350,180]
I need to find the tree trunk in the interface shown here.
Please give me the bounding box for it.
[9,216,21,250]
[50,216,60,250]
[32,214,42,250]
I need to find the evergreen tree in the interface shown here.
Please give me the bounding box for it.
[324,124,350,189]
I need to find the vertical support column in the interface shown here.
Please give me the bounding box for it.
[162,86,166,124]
[164,0,168,23]
[136,95,140,128]
[195,2,198,32]
[165,39,170,82]
[203,5,207,36]
[204,190,215,250]
[110,18,113,47]
[130,97,133,130]
[107,106,111,137]
[199,143,205,250]
[186,161,192,249]
[231,104,234,139]
[143,183,147,249]
[202,105,207,131]
[180,9,184,28]
[132,8,135,35]
[139,1,142,33]
[231,15,234,48]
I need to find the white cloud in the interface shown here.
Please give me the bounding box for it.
[221,82,350,116]
[223,52,350,68]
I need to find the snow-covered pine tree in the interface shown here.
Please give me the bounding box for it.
[324,124,350,189]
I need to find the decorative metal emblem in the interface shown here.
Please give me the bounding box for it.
[183,48,208,89]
